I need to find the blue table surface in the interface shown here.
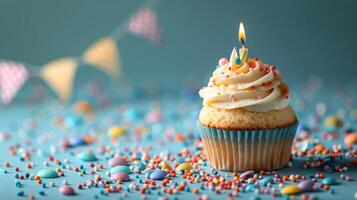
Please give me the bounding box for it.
[0,93,356,200]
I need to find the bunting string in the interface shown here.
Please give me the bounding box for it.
[0,0,163,104]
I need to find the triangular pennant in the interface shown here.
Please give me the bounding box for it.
[127,7,163,44]
[0,61,28,104]
[82,37,120,78]
[41,57,77,101]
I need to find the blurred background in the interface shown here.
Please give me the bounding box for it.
[0,0,357,101]
[1,2,357,199]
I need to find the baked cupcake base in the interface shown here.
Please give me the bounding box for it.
[197,122,298,172]
[199,105,297,130]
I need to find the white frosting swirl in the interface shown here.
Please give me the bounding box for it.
[199,48,291,112]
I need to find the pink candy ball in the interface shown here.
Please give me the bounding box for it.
[218,58,228,66]
[59,185,76,196]
[146,111,163,123]
[108,156,129,167]
[111,172,130,181]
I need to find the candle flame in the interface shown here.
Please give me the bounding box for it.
[239,22,246,44]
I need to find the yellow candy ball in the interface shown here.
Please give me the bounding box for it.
[281,185,301,195]
[176,163,192,171]
[108,126,127,137]
[324,115,343,129]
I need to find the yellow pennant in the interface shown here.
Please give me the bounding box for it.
[82,37,120,78]
[41,57,77,101]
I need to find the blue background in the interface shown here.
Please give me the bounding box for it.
[0,0,357,91]
[0,1,356,200]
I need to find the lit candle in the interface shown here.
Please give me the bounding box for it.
[238,22,248,63]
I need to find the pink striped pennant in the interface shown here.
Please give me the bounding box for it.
[0,61,28,104]
[127,7,163,44]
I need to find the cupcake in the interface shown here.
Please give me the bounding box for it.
[197,47,298,172]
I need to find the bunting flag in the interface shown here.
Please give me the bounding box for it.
[41,58,77,102]
[82,37,120,78]
[0,61,28,104]
[0,0,163,104]
[127,7,163,44]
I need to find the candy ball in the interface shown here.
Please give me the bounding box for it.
[218,58,228,66]
[324,115,343,130]
[77,152,97,162]
[110,165,132,174]
[240,170,254,179]
[59,185,76,195]
[65,116,83,128]
[149,170,168,180]
[68,136,86,147]
[160,161,172,171]
[73,100,93,114]
[259,177,274,186]
[298,180,315,192]
[108,156,129,167]
[176,163,192,171]
[135,162,146,170]
[322,177,338,185]
[111,172,130,181]
[281,185,301,195]
[59,139,70,149]
[108,126,127,138]
[344,133,357,147]
[146,111,163,123]
[125,109,143,120]
[37,169,59,179]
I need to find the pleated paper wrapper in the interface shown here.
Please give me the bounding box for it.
[197,122,298,172]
